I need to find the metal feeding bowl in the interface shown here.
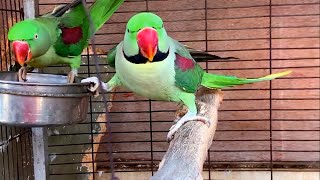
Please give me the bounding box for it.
[0,72,92,126]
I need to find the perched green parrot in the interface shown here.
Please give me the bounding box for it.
[8,0,124,82]
[82,12,291,141]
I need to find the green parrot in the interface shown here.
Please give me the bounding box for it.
[81,12,291,141]
[8,0,124,82]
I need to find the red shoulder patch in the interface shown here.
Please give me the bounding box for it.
[175,53,195,71]
[61,27,83,45]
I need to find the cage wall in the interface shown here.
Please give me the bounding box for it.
[0,0,319,180]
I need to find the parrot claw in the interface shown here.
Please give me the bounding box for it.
[81,77,108,97]
[67,69,78,83]
[18,66,28,82]
[167,112,211,142]
[89,82,100,98]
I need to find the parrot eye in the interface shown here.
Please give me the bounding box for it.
[34,34,38,39]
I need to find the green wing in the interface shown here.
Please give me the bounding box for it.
[53,4,89,57]
[106,44,119,68]
[172,38,204,93]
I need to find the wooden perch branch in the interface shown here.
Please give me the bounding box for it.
[151,88,223,180]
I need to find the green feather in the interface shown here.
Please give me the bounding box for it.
[90,0,125,34]
[174,63,204,93]
[201,70,292,88]
[107,45,117,68]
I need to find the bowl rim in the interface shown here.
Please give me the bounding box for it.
[0,72,91,87]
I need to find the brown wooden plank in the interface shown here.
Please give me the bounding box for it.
[99,20,206,34]
[219,110,270,121]
[222,90,270,100]
[272,15,320,27]
[272,38,320,49]
[272,0,320,5]
[213,131,270,140]
[107,122,151,132]
[273,152,320,162]
[273,141,320,151]
[110,113,151,122]
[108,9,205,23]
[219,100,270,111]
[168,31,205,41]
[272,100,319,109]
[272,121,320,130]
[272,110,320,120]
[272,78,319,89]
[210,141,270,151]
[208,29,269,40]
[272,59,320,68]
[272,49,320,59]
[272,4,320,16]
[208,39,269,51]
[116,1,146,12]
[207,6,269,19]
[272,131,320,140]
[217,121,270,130]
[272,89,320,99]
[148,0,205,11]
[154,10,205,21]
[209,152,270,162]
[111,133,152,142]
[94,34,123,44]
[207,0,269,8]
[272,27,320,38]
[208,17,269,30]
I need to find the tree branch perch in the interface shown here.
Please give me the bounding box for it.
[151,88,223,180]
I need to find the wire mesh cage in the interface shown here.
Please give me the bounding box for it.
[0,0,319,180]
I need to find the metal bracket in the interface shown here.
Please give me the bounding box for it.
[32,128,49,180]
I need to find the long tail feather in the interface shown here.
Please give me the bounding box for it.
[201,70,292,89]
[89,0,124,34]
[51,0,82,17]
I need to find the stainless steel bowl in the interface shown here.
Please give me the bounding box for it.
[0,72,92,126]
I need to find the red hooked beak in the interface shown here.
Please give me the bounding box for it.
[12,41,32,66]
[137,27,158,62]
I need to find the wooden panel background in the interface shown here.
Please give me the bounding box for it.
[1,0,319,179]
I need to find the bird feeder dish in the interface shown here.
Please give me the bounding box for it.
[0,72,91,126]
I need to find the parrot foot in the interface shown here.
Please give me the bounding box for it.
[18,66,28,82]
[167,112,211,142]
[67,69,78,83]
[81,77,109,97]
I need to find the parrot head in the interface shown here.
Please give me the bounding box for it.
[123,12,169,62]
[8,20,51,66]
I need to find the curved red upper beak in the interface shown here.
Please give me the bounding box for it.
[137,27,158,62]
[12,41,32,66]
